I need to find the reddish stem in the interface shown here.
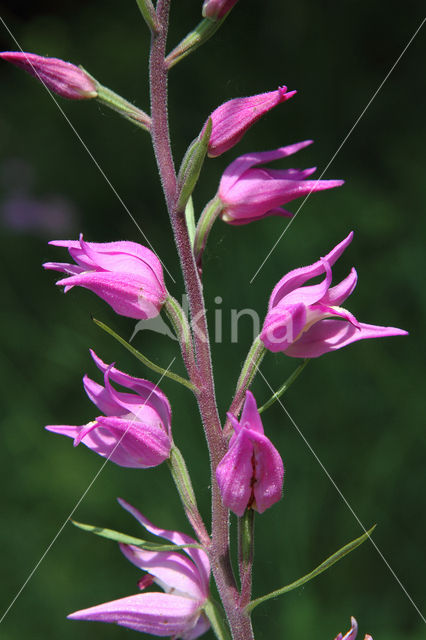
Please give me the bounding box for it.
[149,3,254,639]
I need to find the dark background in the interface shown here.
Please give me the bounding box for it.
[0,1,425,638]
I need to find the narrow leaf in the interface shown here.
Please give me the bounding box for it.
[71,520,203,552]
[203,599,232,640]
[258,360,309,414]
[245,526,376,613]
[92,317,197,391]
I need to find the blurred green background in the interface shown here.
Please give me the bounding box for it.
[0,1,425,638]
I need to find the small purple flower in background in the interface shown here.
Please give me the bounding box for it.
[261,232,408,358]
[202,0,239,20]
[44,236,167,319]
[217,141,344,224]
[0,51,97,99]
[334,616,373,640]
[206,87,296,157]
[46,350,172,468]
[216,391,284,516]
[69,498,211,639]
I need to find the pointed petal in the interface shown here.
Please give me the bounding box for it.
[68,592,201,637]
[118,500,210,595]
[322,268,358,306]
[280,259,332,306]
[268,233,353,309]
[216,429,254,516]
[249,430,284,514]
[284,319,408,358]
[89,350,171,432]
[82,375,122,416]
[240,391,264,434]
[119,544,205,601]
[220,141,313,193]
[55,271,164,319]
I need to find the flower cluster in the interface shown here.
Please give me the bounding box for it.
[4,3,408,637]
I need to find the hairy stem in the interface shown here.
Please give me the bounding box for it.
[149,3,253,638]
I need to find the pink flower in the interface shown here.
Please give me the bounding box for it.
[43,236,167,319]
[0,51,97,99]
[68,499,211,639]
[216,391,284,516]
[46,351,172,468]
[206,87,296,157]
[218,141,344,224]
[334,616,373,640]
[260,232,408,358]
[202,0,239,20]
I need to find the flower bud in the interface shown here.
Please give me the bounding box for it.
[43,236,167,320]
[0,51,97,99]
[205,86,296,157]
[202,0,239,20]
[46,351,173,468]
[216,391,284,516]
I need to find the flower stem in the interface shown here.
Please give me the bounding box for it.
[238,509,255,607]
[194,195,222,271]
[168,445,210,545]
[149,3,254,638]
[224,337,266,438]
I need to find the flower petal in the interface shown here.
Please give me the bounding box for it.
[284,319,408,358]
[239,390,264,434]
[322,268,358,306]
[216,429,255,516]
[118,499,210,595]
[119,544,205,601]
[68,592,201,637]
[268,232,353,309]
[89,350,171,433]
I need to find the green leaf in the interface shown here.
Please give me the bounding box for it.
[258,360,309,414]
[245,525,376,613]
[71,520,203,552]
[185,197,196,247]
[92,317,197,392]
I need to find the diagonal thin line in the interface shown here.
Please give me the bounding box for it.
[256,366,426,624]
[250,15,426,284]
[0,15,175,284]
[0,358,176,625]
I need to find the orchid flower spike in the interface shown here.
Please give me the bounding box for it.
[334,616,373,640]
[0,51,97,99]
[261,232,408,358]
[46,351,172,468]
[68,499,211,639]
[205,86,296,157]
[202,0,239,20]
[44,236,167,319]
[217,141,344,224]
[216,391,284,516]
